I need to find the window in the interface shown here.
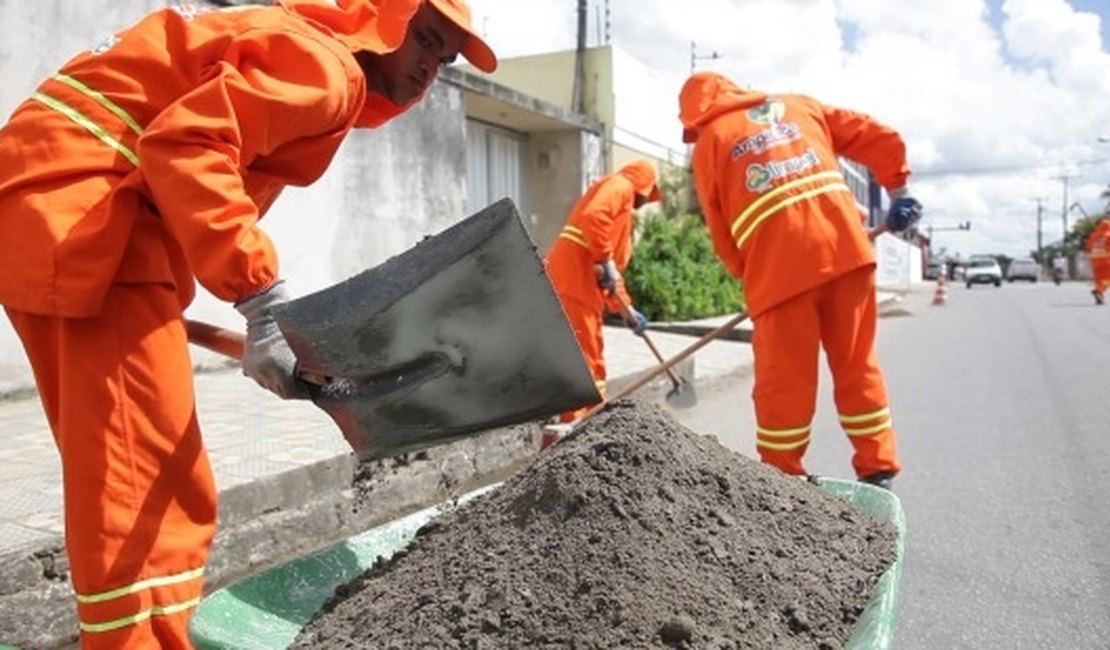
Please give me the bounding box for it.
[466,120,526,216]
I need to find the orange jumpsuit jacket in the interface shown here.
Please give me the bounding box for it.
[680,73,910,317]
[0,0,421,318]
[546,160,659,314]
[1086,219,1110,262]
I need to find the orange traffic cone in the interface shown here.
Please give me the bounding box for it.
[932,275,948,306]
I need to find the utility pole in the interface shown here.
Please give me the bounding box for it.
[1056,173,1079,253]
[572,0,587,114]
[1032,197,1046,264]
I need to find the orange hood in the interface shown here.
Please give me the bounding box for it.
[678,72,767,143]
[617,160,662,202]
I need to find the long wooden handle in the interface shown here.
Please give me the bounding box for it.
[571,310,749,429]
[612,294,682,385]
[185,319,245,360]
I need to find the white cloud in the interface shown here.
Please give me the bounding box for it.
[468,0,1110,257]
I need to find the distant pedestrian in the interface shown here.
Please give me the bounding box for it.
[1052,255,1067,285]
[0,1,494,647]
[1086,217,1110,304]
[678,71,921,490]
[545,159,662,425]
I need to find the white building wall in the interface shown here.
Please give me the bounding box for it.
[0,1,470,394]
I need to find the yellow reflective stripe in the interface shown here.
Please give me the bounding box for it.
[31,92,139,166]
[844,420,892,437]
[730,171,844,237]
[756,424,810,438]
[559,228,590,249]
[839,407,890,424]
[77,567,205,604]
[735,182,851,249]
[53,73,143,136]
[80,597,201,634]
[758,436,810,451]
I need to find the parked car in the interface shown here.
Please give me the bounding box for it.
[1007,258,1039,282]
[966,257,1002,288]
[924,261,943,280]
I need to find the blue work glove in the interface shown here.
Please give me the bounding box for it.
[629,307,649,336]
[234,281,309,400]
[595,259,621,293]
[886,196,924,232]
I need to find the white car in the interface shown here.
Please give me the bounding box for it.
[1007,258,1039,282]
[966,257,1002,288]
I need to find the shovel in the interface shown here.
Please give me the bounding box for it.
[612,293,696,408]
[188,198,600,460]
[542,311,749,446]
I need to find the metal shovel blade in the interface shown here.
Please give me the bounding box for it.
[270,198,600,460]
[666,379,698,409]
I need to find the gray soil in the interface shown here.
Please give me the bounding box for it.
[292,399,897,649]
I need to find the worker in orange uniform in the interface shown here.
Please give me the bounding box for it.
[678,72,922,491]
[0,1,495,647]
[545,160,662,425]
[1085,217,1110,305]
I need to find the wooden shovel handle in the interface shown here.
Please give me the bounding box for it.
[612,295,682,386]
[185,319,244,360]
[571,310,749,429]
[184,319,330,386]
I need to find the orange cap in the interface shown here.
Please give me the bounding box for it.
[428,0,498,72]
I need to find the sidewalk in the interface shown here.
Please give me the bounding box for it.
[0,290,905,647]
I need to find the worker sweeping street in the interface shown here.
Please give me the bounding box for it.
[0,0,495,646]
[545,159,662,425]
[678,71,922,491]
[1085,217,1110,305]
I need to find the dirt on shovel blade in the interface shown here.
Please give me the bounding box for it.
[291,399,898,649]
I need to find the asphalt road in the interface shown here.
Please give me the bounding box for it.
[667,280,1110,649]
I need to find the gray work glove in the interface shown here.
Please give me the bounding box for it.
[234,281,309,400]
[595,259,621,293]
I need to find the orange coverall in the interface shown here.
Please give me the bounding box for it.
[680,72,909,480]
[545,160,661,420]
[0,1,442,646]
[1086,218,1110,301]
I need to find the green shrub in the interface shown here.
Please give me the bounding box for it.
[624,212,745,321]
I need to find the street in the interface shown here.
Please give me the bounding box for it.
[667,281,1110,649]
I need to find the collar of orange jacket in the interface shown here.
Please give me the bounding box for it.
[617,160,662,203]
[678,71,767,144]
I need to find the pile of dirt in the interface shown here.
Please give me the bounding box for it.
[292,399,897,649]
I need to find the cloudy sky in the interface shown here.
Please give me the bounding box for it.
[467,0,1110,260]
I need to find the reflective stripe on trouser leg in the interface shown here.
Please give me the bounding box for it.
[751,291,822,476]
[819,266,901,478]
[556,294,607,422]
[5,282,217,649]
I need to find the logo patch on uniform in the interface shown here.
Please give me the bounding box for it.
[731,122,801,160]
[747,99,785,125]
[745,148,821,193]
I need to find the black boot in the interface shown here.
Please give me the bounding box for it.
[1093,290,1105,305]
[859,471,895,491]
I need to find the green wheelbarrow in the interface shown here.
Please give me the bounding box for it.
[189,478,906,649]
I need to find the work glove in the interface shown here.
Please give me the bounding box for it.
[234,281,309,400]
[628,307,649,337]
[595,259,621,293]
[886,196,924,233]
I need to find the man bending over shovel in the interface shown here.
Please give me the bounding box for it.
[0,1,495,647]
[679,72,922,492]
[545,160,663,430]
